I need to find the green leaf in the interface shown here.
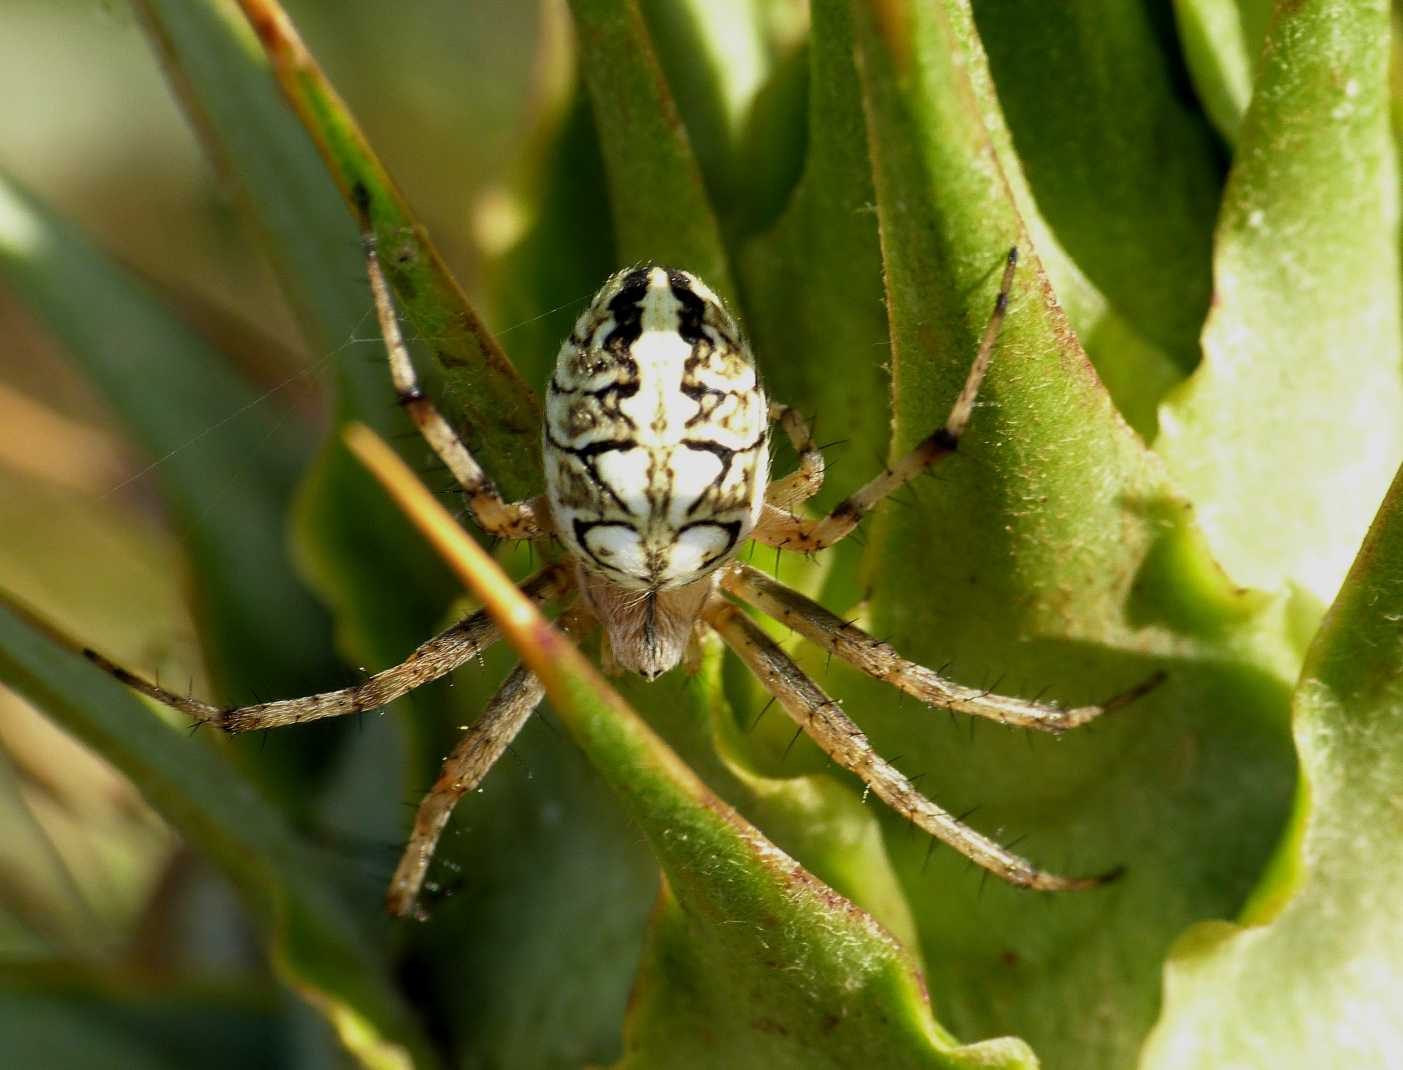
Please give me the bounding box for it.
[1156,0,1403,609]
[969,0,1223,372]
[731,36,810,239]
[230,0,541,495]
[739,0,890,517]
[839,2,1298,1064]
[134,0,459,640]
[0,963,284,1070]
[487,89,617,392]
[602,687,1026,1070]
[698,644,923,953]
[16,2,1401,1064]
[637,0,772,231]
[345,424,1037,1070]
[1142,459,1403,1067]
[913,0,1186,442]
[0,171,325,696]
[0,599,437,1070]
[594,673,1027,1069]
[115,9,639,1058]
[0,172,342,807]
[567,0,734,298]
[435,46,668,1067]
[1172,0,1274,145]
[405,658,658,1068]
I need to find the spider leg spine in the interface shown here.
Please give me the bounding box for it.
[705,598,1117,893]
[764,402,825,509]
[751,248,1021,555]
[386,661,547,920]
[722,562,1160,734]
[363,225,546,541]
[386,602,594,919]
[88,564,571,734]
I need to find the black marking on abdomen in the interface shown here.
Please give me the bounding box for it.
[550,373,642,423]
[546,431,638,513]
[669,271,707,344]
[546,432,636,462]
[603,268,652,355]
[681,432,765,517]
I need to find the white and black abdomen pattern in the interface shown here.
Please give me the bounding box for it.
[544,265,769,590]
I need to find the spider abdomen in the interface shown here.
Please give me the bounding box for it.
[544,265,769,592]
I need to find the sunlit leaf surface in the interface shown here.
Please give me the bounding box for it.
[970,0,1222,373]
[1142,461,1403,1068]
[845,2,1296,1066]
[1157,0,1403,608]
[1172,0,1274,144]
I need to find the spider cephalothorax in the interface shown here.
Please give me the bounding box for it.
[544,264,770,676]
[88,241,1158,920]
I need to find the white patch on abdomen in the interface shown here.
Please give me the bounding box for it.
[544,264,769,591]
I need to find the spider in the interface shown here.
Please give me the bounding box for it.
[87,236,1154,919]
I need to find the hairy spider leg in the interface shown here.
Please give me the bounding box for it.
[722,563,1163,732]
[385,603,596,919]
[363,227,547,541]
[753,247,1019,553]
[387,667,544,918]
[83,565,570,732]
[705,598,1117,891]
[764,401,825,509]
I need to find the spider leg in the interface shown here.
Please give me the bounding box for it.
[704,597,1117,891]
[85,564,571,733]
[385,602,595,918]
[753,247,1018,553]
[765,402,825,509]
[722,563,1161,732]
[385,662,544,918]
[364,229,547,541]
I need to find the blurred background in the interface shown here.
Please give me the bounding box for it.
[0,0,545,1030]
